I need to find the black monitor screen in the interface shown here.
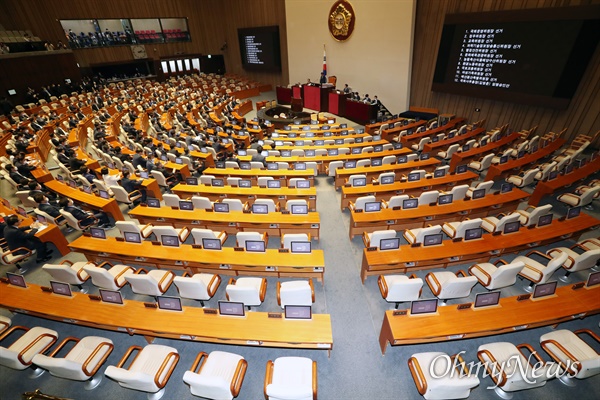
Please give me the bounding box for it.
[567,206,581,219]
[291,204,308,214]
[238,25,281,72]
[157,296,183,311]
[328,149,339,156]
[533,281,557,299]
[397,156,408,164]
[434,169,446,178]
[408,173,421,182]
[124,231,142,243]
[211,179,224,187]
[365,202,381,212]
[202,237,222,250]
[424,233,443,246]
[586,271,600,288]
[379,237,400,250]
[291,241,311,253]
[474,291,501,308]
[371,159,383,166]
[6,272,26,288]
[267,180,281,188]
[499,155,509,164]
[186,177,198,185]
[267,163,279,170]
[161,235,179,247]
[547,170,558,181]
[381,175,395,185]
[456,165,468,174]
[472,188,486,199]
[284,305,312,319]
[537,213,553,227]
[214,203,230,213]
[410,299,438,315]
[252,204,269,214]
[90,227,106,239]
[305,150,315,157]
[503,221,520,234]
[147,198,160,208]
[345,161,357,169]
[179,201,194,211]
[99,289,123,304]
[403,198,419,209]
[420,153,430,160]
[239,180,252,188]
[352,178,367,187]
[296,180,310,189]
[245,240,265,252]
[295,162,306,170]
[465,227,483,240]
[438,194,453,205]
[50,280,72,297]
[501,182,513,193]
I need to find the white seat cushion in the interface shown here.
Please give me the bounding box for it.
[267,357,313,400]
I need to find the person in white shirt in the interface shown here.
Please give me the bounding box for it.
[101,166,122,188]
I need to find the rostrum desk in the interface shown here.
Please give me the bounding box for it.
[0,282,333,354]
[69,236,326,284]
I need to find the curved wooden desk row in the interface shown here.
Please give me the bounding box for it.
[172,183,318,211]
[349,188,529,238]
[268,139,390,151]
[379,283,600,354]
[0,202,70,256]
[270,131,363,141]
[129,206,321,239]
[449,132,520,171]
[399,118,468,145]
[422,127,486,153]
[0,282,333,354]
[381,120,428,141]
[360,213,599,282]
[334,158,441,189]
[69,236,326,284]
[44,179,125,221]
[485,138,566,182]
[202,167,316,183]
[341,171,480,210]
[529,156,600,206]
[96,166,164,201]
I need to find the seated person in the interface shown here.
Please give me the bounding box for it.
[3,214,53,264]
[251,145,267,167]
[28,181,57,205]
[58,197,113,229]
[5,164,30,189]
[101,167,121,188]
[79,166,96,185]
[121,170,146,203]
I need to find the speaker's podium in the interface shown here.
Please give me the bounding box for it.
[328,90,350,116]
[303,84,332,112]
[291,97,304,112]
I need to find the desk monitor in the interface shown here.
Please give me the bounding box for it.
[98,190,110,199]
[532,281,557,299]
[327,119,335,124]
[237,149,247,156]
[179,201,194,211]
[82,186,92,194]
[315,140,325,146]
[68,179,78,189]
[355,137,364,143]
[281,150,292,157]
[124,231,142,244]
[335,139,344,145]
[371,134,380,141]
[380,237,400,250]
[397,155,408,164]
[56,174,64,183]
[291,241,311,254]
[438,194,453,205]
[214,203,229,213]
[352,147,362,154]
[547,170,558,181]
[284,305,312,320]
[293,120,301,125]
[202,237,222,250]
[107,162,115,170]
[219,301,245,317]
[50,281,72,297]
[141,171,150,180]
[381,175,395,185]
[305,149,316,157]
[240,162,251,170]
[17,206,27,217]
[567,206,581,220]
[374,145,384,153]
[499,155,509,164]
[157,296,183,311]
[37,215,46,224]
[345,160,357,169]
[480,138,488,147]
[456,165,468,174]
[465,227,483,241]
[423,233,443,246]
[289,133,298,138]
[215,161,226,169]
[462,144,471,152]
[161,235,179,247]
[357,128,365,134]
[371,158,383,167]
[365,202,381,213]
[500,183,513,193]
[302,126,310,131]
[352,177,367,187]
[474,291,501,308]
[434,168,446,178]
[517,150,526,159]
[296,180,310,189]
[586,271,600,288]
[252,203,269,214]
[530,145,538,153]
[90,227,106,239]
[537,214,553,227]
[275,140,284,146]
[267,180,281,189]
[175,157,183,165]
[99,289,124,305]
[502,220,520,235]
[291,204,308,214]
[410,299,438,315]
[591,152,598,161]
[340,123,347,129]
[6,272,26,288]
[176,142,183,148]
[184,177,198,186]
[431,136,439,143]
[245,240,266,252]
[403,198,418,209]
[420,153,430,160]
[564,164,574,174]
[328,149,339,156]
[211,178,224,187]
[407,172,421,182]
[283,125,292,131]
[146,198,160,208]
[201,147,209,154]
[471,188,486,200]
[393,142,403,150]
[447,131,455,138]
[295,162,306,170]
[239,180,252,188]
[267,163,279,170]
[7,89,16,95]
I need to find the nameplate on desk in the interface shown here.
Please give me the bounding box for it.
[228,222,236,227]
[175,260,185,266]
[88,294,101,301]
[234,247,244,252]
[205,209,213,212]
[282,210,290,215]
[156,218,166,222]
[405,262,415,267]
[516,294,531,301]
[492,231,502,236]
[447,334,465,340]
[246,340,262,345]
[411,243,421,248]
[135,257,147,262]
[527,242,539,247]
[424,216,433,221]
[367,247,378,252]
[313,267,323,272]
[140,203,147,207]
[0,277,8,284]
[82,232,91,237]
[171,206,179,210]
[490,250,500,255]
[192,244,202,249]
[278,249,289,253]
[373,182,380,186]
[269,224,279,228]
[203,308,218,314]
[355,209,363,213]
[457,303,472,310]
[40,286,53,293]
[572,282,585,290]
[278,195,286,200]
[180,335,196,340]
[191,220,201,225]
[115,237,125,242]
[393,310,407,316]
[265,266,277,271]
[220,264,231,269]
[392,206,401,211]
[268,313,282,319]
[243,210,251,214]
[144,302,157,308]
[527,225,536,230]
[513,325,528,331]
[452,238,463,243]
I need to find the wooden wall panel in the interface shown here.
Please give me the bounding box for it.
[410,0,600,145]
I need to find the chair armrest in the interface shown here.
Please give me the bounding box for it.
[456,270,467,277]
[451,353,471,376]
[96,261,113,270]
[407,356,428,395]
[425,273,441,296]
[442,222,457,236]
[189,351,208,373]
[179,226,191,242]
[154,351,180,389]
[362,232,370,248]
[140,223,154,238]
[231,358,248,397]
[158,271,174,293]
[264,360,274,399]
[113,266,135,288]
[517,343,545,367]
[182,272,192,278]
[494,259,508,266]
[308,279,315,302]
[263,232,269,246]
[242,202,249,211]
[82,341,114,377]
[206,274,221,297]
[575,329,600,344]
[46,336,79,358]
[75,265,89,282]
[478,349,507,388]
[468,264,492,287]
[275,202,281,212]
[135,268,149,275]
[276,281,281,306]
[377,275,388,298]
[128,190,141,200]
[348,201,355,211]
[312,360,318,400]
[519,264,544,282]
[16,331,58,366]
[2,247,33,264]
[60,260,74,266]
[540,338,583,376]
[228,277,236,285]
[258,278,268,302]
[525,250,552,261]
[403,229,416,243]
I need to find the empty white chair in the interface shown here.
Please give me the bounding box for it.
[535,161,557,181]
[349,195,376,212]
[257,177,275,187]
[481,212,520,233]
[282,233,310,250]
[558,185,600,209]
[236,231,268,248]
[468,259,525,290]
[276,161,289,170]
[468,153,495,172]
[576,237,600,251]
[124,269,175,297]
[306,162,318,176]
[0,316,10,334]
[251,161,266,169]
[382,155,396,165]
[408,351,480,400]
[425,270,478,304]
[225,161,239,169]
[152,225,190,244]
[477,341,552,398]
[444,184,469,201]
[348,174,367,187]
[356,159,371,168]
[42,261,91,293]
[376,172,395,184]
[442,218,482,239]
[191,196,213,210]
[116,220,154,239]
[506,168,539,188]
[362,146,374,153]
[286,199,308,212]
[514,204,552,226]
[32,336,113,390]
[404,225,443,245]
[105,344,179,400]
[327,160,343,177]
[386,194,410,209]
[191,228,228,246]
[540,329,600,385]
[0,326,58,373]
[83,262,135,290]
[276,280,315,308]
[411,137,430,152]
[291,149,305,157]
[173,273,221,306]
[289,178,308,188]
[437,144,459,160]
[226,277,267,308]
[378,274,423,308]
[183,351,247,400]
[514,250,569,291]
[363,230,397,248]
[200,175,215,185]
[254,198,279,213]
[418,190,439,206]
[163,193,181,208]
[546,247,600,282]
[110,185,142,208]
[465,181,493,198]
[264,357,317,400]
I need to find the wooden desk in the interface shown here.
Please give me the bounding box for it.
[379,284,600,354]
[0,202,70,256]
[341,171,479,210]
[449,132,520,171]
[95,167,164,201]
[202,167,315,185]
[485,139,566,182]
[334,159,441,189]
[422,127,486,153]
[274,139,389,151]
[129,206,321,239]
[348,188,529,237]
[529,157,600,206]
[69,237,326,283]
[0,282,333,353]
[360,213,599,282]
[25,153,53,183]
[398,118,466,146]
[366,117,408,134]
[45,180,125,221]
[382,120,427,141]
[172,184,318,211]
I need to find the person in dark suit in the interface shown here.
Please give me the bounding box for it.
[131,148,145,170]
[3,214,52,264]
[28,181,57,204]
[5,164,30,188]
[251,145,267,167]
[121,170,146,203]
[33,193,62,219]
[59,197,112,229]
